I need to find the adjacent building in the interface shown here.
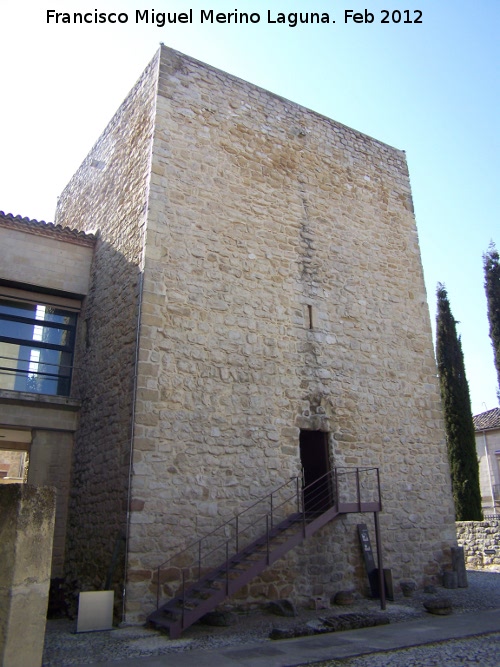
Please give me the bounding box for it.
[474,408,500,516]
[0,212,95,577]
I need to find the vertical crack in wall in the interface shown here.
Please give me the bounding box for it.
[296,178,324,404]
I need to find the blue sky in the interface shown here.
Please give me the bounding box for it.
[1,0,498,413]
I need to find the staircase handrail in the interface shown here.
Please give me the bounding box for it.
[155,475,300,572]
[154,466,380,608]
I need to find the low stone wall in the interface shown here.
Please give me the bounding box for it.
[456,520,500,569]
[0,484,56,667]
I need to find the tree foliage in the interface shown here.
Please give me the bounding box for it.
[483,242,500,401]
[435,283,482,521]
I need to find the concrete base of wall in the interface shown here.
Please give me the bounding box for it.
[0,484,56,667]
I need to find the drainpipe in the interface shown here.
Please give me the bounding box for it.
[122,52,162,623]
[482,431,497,517]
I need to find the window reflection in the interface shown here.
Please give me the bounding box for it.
[0,299,77,396]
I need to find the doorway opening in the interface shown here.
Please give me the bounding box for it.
[299,430,333,513]
[0,449,28,483]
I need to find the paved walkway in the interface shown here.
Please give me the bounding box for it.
[69,608,500,667]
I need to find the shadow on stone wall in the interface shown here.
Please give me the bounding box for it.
[63,239,143,621]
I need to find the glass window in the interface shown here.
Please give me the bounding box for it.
[0,298,77,396]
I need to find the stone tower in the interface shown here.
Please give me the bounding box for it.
[55,46,457,622]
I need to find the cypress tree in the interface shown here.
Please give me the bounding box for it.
[435,283,483,521]
[483,242,500,401]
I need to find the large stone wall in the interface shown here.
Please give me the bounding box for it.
[54,52,159,600]
[456,520,500,569]
[125,46,456,621]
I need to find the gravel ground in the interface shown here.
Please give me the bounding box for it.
[309,633,500,667]
[42,569,500,667]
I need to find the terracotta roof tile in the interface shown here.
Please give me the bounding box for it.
[0,211,96,247]
[473,407,500,431]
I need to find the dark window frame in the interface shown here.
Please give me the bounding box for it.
[0,298,77,397]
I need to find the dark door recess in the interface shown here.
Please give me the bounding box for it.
[299,430,333,513]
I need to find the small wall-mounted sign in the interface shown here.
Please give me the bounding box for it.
[484,549,496,555]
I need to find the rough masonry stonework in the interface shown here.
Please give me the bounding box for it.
[456,520,500,569]
[55,51,159,601]
[56,46,457,623]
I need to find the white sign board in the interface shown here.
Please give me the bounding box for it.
[77,591,114,633]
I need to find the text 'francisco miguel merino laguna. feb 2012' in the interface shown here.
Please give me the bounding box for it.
[46,8,424,28]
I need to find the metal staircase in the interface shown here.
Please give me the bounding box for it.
[147,466,382,638]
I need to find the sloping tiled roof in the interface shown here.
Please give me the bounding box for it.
[473,407,500,432]
[0,211,96,247]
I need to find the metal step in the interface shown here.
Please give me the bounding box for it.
[148,512,340,637]
[147,467,382,638]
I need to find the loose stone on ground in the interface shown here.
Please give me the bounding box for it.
[42,570,500,666]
